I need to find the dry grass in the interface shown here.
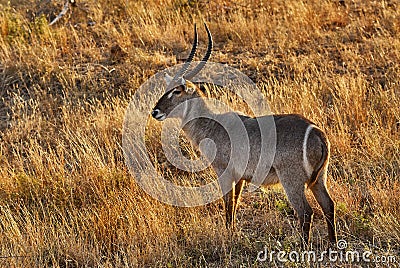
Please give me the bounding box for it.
[0,0,399,267]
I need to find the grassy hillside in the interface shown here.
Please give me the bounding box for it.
[0,0,399,266]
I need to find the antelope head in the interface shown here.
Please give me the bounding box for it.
[151,23,213,121]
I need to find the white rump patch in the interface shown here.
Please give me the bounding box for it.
[303,124,315,178]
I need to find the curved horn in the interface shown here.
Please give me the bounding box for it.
[170,24,198,84]
[184,23,213,80]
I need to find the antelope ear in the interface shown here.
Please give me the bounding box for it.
[178,77,185,87]
[164,73,173,86]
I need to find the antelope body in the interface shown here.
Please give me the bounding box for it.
[151,24,337,245]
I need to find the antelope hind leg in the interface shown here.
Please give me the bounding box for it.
[309,176,337,244]
[279,172,314,247]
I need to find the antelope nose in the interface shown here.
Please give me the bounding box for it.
[151,109,159,118]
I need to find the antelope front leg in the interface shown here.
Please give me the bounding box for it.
[234,179,245,210]
[223,179,246,230]
[223,184,235,230]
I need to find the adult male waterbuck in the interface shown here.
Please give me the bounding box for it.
[151,23,337,246]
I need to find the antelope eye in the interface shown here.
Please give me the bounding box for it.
[173,90,182,94]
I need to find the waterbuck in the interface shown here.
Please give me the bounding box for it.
[151,23,337,246]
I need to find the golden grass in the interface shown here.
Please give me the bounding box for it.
[0,0,399,266]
